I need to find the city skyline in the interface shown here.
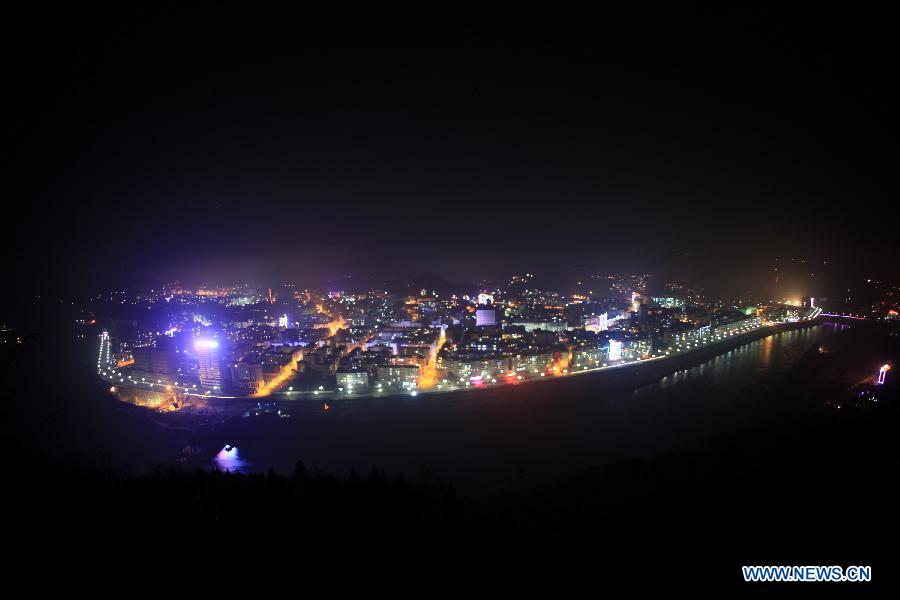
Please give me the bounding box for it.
[90,268,827,404]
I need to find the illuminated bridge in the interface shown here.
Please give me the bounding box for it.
[819,312,866,321]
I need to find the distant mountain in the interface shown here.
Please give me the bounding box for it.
[403,273,477,297]
[324,272,477,297]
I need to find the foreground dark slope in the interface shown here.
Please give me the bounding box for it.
[6,401,898,591]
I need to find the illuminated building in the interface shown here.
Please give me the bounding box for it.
[365,337,399,354]
[278,314,289,328]
[608,339,624,361]
[623,338,651,360]
[442,355,511,380]
[509,321,567,333]
[195,339,223,389]
[476,306,497,327]
[572,347,607,368]
[878,364,890,385]
[510,352,555,373]
[477,292,494,306]
[650,296,685,309]
[376,364,419,389]
[337,370,370,391]
[584,313,608,333]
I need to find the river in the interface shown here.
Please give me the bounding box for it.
[203,322,846,493]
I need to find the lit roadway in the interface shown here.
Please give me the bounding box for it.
[416,326,447,390]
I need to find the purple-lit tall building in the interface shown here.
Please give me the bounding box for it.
[475,305,496,327]
[195,339,223,390]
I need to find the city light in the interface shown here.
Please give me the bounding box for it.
[609,339,623,361]
[91,276,823,404]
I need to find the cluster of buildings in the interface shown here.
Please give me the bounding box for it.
[125,335,302,395]
[97,274,818,398]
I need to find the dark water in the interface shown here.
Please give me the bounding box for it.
[207,324,844,493]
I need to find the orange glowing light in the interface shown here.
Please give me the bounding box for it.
[416,328,447,390]
[256,362,297,397]
[550,348,572,375]
[313,312,347,337]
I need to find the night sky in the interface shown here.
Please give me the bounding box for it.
[7,5,898,297]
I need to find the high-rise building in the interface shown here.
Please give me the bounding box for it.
[608,339,624,361]
[131,345,177,384]
[475,306,496,327]
[195,339,223,389]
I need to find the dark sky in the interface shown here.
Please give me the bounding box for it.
[7,5,898,296]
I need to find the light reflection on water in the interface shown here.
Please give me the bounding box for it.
[652,326,841,393]
[213,445,251,472]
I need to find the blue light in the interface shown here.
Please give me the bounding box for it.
[609,339,623,361]
[213,445,249,472]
